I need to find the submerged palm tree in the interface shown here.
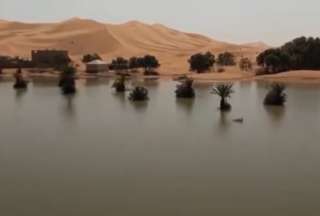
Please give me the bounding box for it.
[175,78,195,98]
[59,66,76,95]
[112,75,126,92]
[264,83,286,106]
[212,84,234,111]
[129,86,149,101]
[13,68,27,89]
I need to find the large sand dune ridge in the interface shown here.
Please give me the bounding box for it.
[0,18,268,74]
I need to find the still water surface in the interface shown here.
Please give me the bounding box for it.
[1,78,320,216]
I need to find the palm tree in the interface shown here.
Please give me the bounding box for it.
[13,68,27,89]
[59,66,76,95]
[175,78,195,98]
[212,84,234,111]
[112,75,126,92]
[264,83,286,106]
[142,55,160,75]
[129,86,149,101]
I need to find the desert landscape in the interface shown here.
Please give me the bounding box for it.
[0,18,268,78]
[2,0,320,215]
[2,18,320,82]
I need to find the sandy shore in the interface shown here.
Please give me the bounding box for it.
[255,70,320,84]
[3,68,320,84]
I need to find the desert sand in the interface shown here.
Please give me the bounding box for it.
[1,18,320,82]
[256,70,320,83]
[0,18,265,75]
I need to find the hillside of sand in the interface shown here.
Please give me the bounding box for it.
[0,18,267,75]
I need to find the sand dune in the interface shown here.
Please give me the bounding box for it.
[0,18,267,74]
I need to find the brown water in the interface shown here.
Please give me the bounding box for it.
[1,78,320,216]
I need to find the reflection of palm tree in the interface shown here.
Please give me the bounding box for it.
[112,91,126,108]
[132,101,148,112]
[15,88,27,104]
[264,106,286,123]
[176,98,194,114]
[63,94,76,118]
[212,84,234,111]
[217,111,231,132]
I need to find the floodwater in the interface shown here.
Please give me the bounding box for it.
[1,77,320,216]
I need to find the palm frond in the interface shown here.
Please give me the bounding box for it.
[211,84,234,98]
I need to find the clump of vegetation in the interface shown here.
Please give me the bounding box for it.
[82,53,102,63]
[0,55,34,68]
[109,57,129,72]
[239,57,253,71]
[189,52,215,73]
[129,57,143,70]
[217,52,236,66]
[257,36,320,73]
[110,55,160,75]
[257,49,289,73]
[129,86,149,101]
[175,78,195,98]
[112,75,126,93]
[59,66,76,95]
[264,83,287,106]
[212,84,234,111]
[13,68,27,89]
[142,55,160,75]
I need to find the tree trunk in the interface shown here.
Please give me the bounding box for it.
[220,97,225,109]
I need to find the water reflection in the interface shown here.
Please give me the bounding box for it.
[3,79,320,216]
[131,101,148,113]
[264,105,286,124]
[175,98,194,115]
[238,80,254,92]
[143,77,159,87]
[62,94,76,120]
[217,110,232,132]
[83,78,110,87]
[112,92,127,108]
[14,88,27,103]
[31,77,58,87]
[193,82,212,90]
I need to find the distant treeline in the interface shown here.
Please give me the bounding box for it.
[257,36,320,73]
[110,55,160,72]
[83,53,160,74]
[188,51,251,73]
[0,56,34,68]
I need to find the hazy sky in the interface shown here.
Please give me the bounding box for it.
[0,0,319,45]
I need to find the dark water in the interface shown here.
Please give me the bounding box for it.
[1,78,320,216]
